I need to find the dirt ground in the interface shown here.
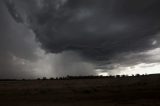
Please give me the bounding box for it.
[0,75,160,106]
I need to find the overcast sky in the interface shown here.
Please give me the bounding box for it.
[1,0,160,79]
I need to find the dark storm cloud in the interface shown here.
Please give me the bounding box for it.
[3,0,160,76]
[0,0,97,79]
[5,0,160,62]
[0,1,40,79]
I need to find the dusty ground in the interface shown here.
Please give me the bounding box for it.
[0,75,160,106]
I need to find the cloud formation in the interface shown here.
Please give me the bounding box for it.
[0,0,97,78]
[2,0,160,78]
[5,0,160,61]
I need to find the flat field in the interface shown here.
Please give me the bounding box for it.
[0,75,160,106]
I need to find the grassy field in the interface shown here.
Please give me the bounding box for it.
[0,75,160,106]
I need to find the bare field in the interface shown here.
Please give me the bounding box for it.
[0,75,160,106]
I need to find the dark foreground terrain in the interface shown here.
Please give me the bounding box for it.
[0,75,160,106]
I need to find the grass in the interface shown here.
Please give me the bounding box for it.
[0,74,160,106]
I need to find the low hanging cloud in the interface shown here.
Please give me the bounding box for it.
[2,0,160,78]
[0,0,97,79]
[5,0,160,61]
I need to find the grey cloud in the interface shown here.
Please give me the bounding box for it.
[5,0,160,61]
[3,0,160,76]
[0,1,39,79]
[0,0,97,79]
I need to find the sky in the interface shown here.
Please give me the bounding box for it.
[1,0,160,79]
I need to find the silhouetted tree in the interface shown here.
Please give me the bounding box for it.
[42,77,47,80]
[116,75,121,78]
[50,78,54,80]
[37,78,41,80]
[135,74,140,77]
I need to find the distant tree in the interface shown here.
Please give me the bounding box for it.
[121,75,126,77]
[42,77,47,80]
[50,77,54,80]
[116,75,120,78]
[108,75,114,78]
[135,74,140,77]
[37,78,41,80]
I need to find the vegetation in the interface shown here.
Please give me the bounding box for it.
[0,74,159,106]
